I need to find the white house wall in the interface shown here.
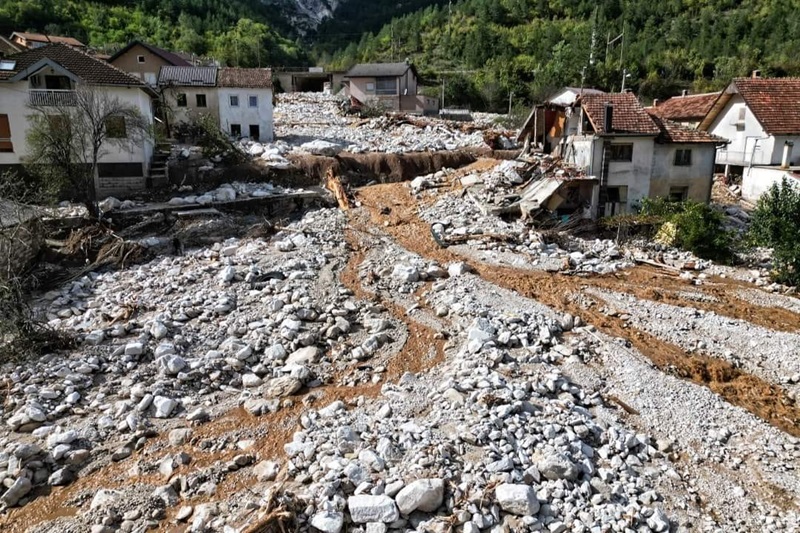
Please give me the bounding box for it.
[708,93,773,167]
[604,136,654,209]
[0,82,153,170]
[650,143,716,202]
[217,87,274,142]
[770,135,800,167]
[164,86,219,126]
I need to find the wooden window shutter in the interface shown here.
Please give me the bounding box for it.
[0,115,12,152]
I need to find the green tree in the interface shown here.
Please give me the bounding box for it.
[749,179,800,285]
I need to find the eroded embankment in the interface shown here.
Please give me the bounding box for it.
[353,182,800,438]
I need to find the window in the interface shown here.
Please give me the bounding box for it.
[196,94,207,107]
[137,55,145,63]
[0,114,12,152]
[375,77,396,95]
[230,124,241,137]
[44,75,71,90]
[669,187,689,202]
[366,82,375,92]
[674,149,692,166]
[249,124,260,139]
[176,93,187,107]
[248,95,258,107]
[0,60,15,71]
[609,143,633,162]
[229,95,239,107]
[105,116,127,138]
[736,107,746,131]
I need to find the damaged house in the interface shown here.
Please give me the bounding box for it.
[697,75,800,201]
[343,61,438,114]
[519,92,724,217]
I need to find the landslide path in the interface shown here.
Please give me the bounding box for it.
[353,182,800,437]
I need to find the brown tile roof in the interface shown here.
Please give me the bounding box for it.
[217,67,273,89]
[647,112,727,144]
[580,92,660,135]
[11,32,85,47]
[108,41,191,67]
[732,77,800,135]
[0,43,145,86]
[648,92,720,121]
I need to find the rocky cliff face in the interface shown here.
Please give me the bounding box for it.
[270,0,342,33]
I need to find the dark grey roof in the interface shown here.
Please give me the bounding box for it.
[157,66,217,87]
[346,62,414,78]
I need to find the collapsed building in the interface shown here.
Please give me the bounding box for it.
[518,90,726,218]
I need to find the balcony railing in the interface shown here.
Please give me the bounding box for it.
[29,89,77,107]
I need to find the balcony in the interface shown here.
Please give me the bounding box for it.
[29,89,77,107]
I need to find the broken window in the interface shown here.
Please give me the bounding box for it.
[669,187,689,202]
[603,186,628,216]
[229,95,239,107]
[375,77,397,96]
[105,116,127,138]
[230,124,241,137]
[0,114,12,152]
[196,94,207,108]
[609,144,633,162]
[674,149,692,166]
[176,93,187,107]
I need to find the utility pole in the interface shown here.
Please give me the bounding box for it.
[441,77,446,110]
[508,91,513,115]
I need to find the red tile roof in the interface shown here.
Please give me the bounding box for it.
[647,112,727,144]
[648,92,720,121]
[12,32,85,47]
[580,92,660,135]
[0,43,146,86]
[217,67,273,89]
[732,77,800,135]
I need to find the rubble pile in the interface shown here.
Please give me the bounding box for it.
[419,187,633,275]
[165,181,303,207]
[273,93,513,154]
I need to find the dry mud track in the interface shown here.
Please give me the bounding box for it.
[353,182,800,438]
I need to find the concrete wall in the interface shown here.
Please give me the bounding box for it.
[110,44,170,85]
[217,88,273,142]
[0,78,154,188]
[348,69,418,111]
[742,167,800,202]
[650,143,716,202]
[163,86,219,126]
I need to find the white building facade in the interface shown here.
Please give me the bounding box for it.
[0,44,155,197]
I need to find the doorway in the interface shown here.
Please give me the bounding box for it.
[249,124,260,140]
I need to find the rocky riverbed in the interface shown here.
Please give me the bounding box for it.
[1,163,799,533]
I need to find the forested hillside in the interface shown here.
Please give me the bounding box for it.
[0,0,310,65]
[321,0,800,110]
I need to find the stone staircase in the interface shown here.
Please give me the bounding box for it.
[147,141,172,189]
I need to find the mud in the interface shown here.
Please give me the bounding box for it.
[354,182,800,438]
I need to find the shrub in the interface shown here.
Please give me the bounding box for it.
[749,179,800,285]
[638,198,734,261]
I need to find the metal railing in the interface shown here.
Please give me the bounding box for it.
[29,89,77,107]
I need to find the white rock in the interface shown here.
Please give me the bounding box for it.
[347,495,399,523]
[395,478,444,514]
[310,511,344,533]
[392,264,419,283]
[91,489,122,510]
[253,460,280,482]
[153,396,177,418]
[242,373,263,388]
[447,262,472,276]
[124,342,144,356]
[301,139,343,156]
[286,346,320,365]
[495,484,539,516]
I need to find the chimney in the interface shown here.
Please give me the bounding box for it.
[752,70,761,78]
[681,89,688,97]
[653,98,660,107]
[603,103,614,133]
[781,141,794,169]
